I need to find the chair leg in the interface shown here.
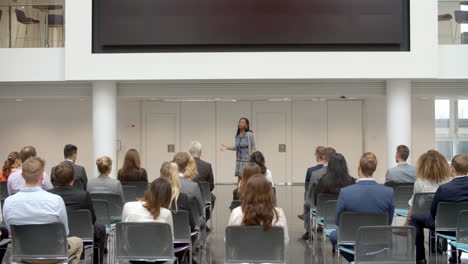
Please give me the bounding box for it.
[449,20,454,43]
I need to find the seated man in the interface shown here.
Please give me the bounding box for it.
[411,154,468,264]
[385,145,416,183]
[329,152,394,262]
[51,144,88,190]
[3,157,83,264]
[49,161,106,264]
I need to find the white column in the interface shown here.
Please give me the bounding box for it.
[92,81,117,178]
[386,80,412,169]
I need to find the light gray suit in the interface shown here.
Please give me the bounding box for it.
[304,165,328,232]
[179,175,204,218]
[385,162,416,183]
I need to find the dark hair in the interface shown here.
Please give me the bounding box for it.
[451,154,468,176]
[142,178,172,219]
[323,147,337,162]
[318,153,354,194]
[241,174,278,231]
[54,161,75,185]
[250,151,267,175]
[173,152,190,172]
[2,152,19,178]
[236,117,252,136]
[64,144,78,159]
[397,145,410,161]
[20,146,37,163]
[118,149,142,181]
[238,162,261,200]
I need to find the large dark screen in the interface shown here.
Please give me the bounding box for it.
[93,0,409,53]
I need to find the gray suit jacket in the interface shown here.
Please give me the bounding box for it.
[385,163,416,183]
[193,157,215,191]
[51,161,88,190]
[179,175,204,217]
[305,166,328,204]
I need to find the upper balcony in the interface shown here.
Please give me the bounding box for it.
[439,0,468,44]
[0,0,64,48]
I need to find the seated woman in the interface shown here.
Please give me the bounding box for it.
[160,161,196,231]
[228,174,289,245]
[250,151,273,184]
[122,178,174,239]
[233,162,261,201]
[87,156,124,202]
[117,149,148,182]
[315,153,356,206]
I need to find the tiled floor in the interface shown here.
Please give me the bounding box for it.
[205,185,467,264]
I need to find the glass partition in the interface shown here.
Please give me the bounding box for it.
[0,0,64,48]
[439,0,468,44]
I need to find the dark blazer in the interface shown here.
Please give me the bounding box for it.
[431,176,468,218]
[117,168,148,182]
[336,179,394,225]
[305,164,324,184]
[49,185,96,224]
[171,192,196,231]
[51,161,88,190]
[233,188,239,201]
[193,157,215,191]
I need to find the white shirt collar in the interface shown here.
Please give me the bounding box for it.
[65,159,74,163]
[454,175,468,179]
[357,178,375,182]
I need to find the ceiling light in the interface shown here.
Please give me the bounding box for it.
[15,99,23,102]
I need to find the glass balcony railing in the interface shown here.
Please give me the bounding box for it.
[439,0,468,44]
[0,1,64,48]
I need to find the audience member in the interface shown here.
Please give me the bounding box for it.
[329,152,394,262]
[404,150,452,226]
[250,151,273,183]
[51,144,88,190]
[228,174,289,245]
[87,156,124,202]
[3,157,83,264]
[49,161,106,264]
[117,149,148,182]
[160,161,196,231]
[122,178,174,239]
[315,153,356,206]
[7,146,53,195]
[385,145,416,183]
[233,162,261,201]
[173,152,205,224]
[0,151,20,182]
[411,154,468,264]
[302,146,335,239]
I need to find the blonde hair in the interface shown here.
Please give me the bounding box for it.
[22,156,45,184]
[359,152,378,177]
[417,150,451,184]
[184,155,198,181]
[160,161,181,209]
[96,156,112,175]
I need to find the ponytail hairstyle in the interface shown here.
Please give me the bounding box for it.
[2,152,20,178]
[160,161,181,209]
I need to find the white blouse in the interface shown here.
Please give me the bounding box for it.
[122,201,174,239]
[408,177,451,206]
[228,206,289,245]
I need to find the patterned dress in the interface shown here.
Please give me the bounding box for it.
[229,131,256,177]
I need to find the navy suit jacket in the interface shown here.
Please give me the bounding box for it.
[430,176,468,218]
[336,179,394,225]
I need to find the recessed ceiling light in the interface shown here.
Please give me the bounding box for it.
[15,99,23,102]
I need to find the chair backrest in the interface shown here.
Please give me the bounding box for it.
[230,200,242,211]
[116,222,174,262]
[394,186,414,210]
[198,181,211,204]
[73,180,85,191]
[10,223,68,260]
[188,196,202,228]
[122,185,137,204]
[15,9,26,21]
[68,209,94,242]
[225,226,285,263]
[456,210,468,244]
[412,192,435,214]
[120,181,148,198]
[384,182,414,190]
[92,199,111,227]
[90,193,123,221]
[316,193,339,220]
[171,210,191,243]
[455,10,468,23]
[436,201,468,232]
[306,185,317,210]
[322,200,338,227]
[355,226,416,264]
[338,212,389,246]
[0,181,8,201]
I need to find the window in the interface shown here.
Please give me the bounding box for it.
[435,99,468,161]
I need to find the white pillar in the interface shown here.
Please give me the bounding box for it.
[92,81,117,178]
[386,80,412,169]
